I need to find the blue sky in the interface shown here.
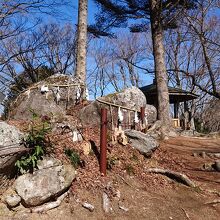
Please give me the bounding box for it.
[72,0,98,24]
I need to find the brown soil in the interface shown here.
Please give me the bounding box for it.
[0,136,220,220]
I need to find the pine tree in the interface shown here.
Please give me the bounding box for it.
[90,0,196,128]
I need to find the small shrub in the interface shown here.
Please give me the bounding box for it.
[107,156,119,170]
[64,148,81,168]
[125,164,135,175]
[29,108,39,119]
[130,153,139,162]
[15,114,51,174]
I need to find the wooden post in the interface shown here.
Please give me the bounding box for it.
[174,102,179,118]
[100,108,107,175]
[140,107,145,122]
[140,107,145,132]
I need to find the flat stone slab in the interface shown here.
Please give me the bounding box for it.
[125,129,159,157]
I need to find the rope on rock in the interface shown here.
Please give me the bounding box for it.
[96,98,141,113]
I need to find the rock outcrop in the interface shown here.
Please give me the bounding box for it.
[15,157,76,207]
[9,74,82,120]
[0,122,25,175]
[80,86,156,127]
[125,129,159,157]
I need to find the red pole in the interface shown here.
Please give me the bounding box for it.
[100,108,107,176]
[140,107,145,123]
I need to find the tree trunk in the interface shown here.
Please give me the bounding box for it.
[150,0,170,127]
[190,99,196,130]
[75,0,88,85]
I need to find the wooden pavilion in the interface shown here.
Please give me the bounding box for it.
[140,80,198,128]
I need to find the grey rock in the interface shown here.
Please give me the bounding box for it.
[125,129,159,157]
[168,129,179,138]
[4,194,21,208]
[102,192,112,213]
[30,191,69,213]
[145,104,157,124]
[119,203,129,212]
[201,152,206,158]
[82,202,95,212]
[9,74,81,120]
[80,86,147,127]
[106,86,146,110]
[79,101,101,127]
[203,163,213,171]
[147,120,162,132]
[214,161,220,172]
[206,153,220,158]
[15,161,76,207]
[180,130,199,137]
[37,157,62,170]
[0,122,24,175]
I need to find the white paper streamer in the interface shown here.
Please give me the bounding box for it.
[55,86,61,104]
[40,85,49,93]
[118,107,123,122]
[76,86,81,101]
[72,130,78,142]
[85,88,89,100]
[134,111,139,123]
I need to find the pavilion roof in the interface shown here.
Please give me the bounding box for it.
[140,83,199,104]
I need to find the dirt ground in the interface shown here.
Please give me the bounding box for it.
[0,136,220,220]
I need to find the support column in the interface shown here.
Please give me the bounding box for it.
[174,102,179,118]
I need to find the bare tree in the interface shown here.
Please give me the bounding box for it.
[40,23,77,75]
[166,0,220,99]
[88,32,149,98]
[0,0,72,45]
[163,0,220,132]
[0,23,77,93]
[0,0,73,90]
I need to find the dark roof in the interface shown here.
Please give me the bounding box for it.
[140,84,199,104]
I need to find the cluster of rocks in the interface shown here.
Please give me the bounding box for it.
[192,151,220,172]
[0,120,76,211]
[3,157,75,210]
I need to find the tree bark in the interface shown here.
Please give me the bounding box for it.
[150,0,171,127]
[75,0,88,85]
[190,99,195,130]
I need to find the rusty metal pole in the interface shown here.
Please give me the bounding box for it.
[140,107,145,132]
[100,108,107,176]
[140,107,145,122]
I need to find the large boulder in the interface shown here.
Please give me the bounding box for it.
[15,157,75,207]
[125,129,159,157]
[0,122,24,175]
[9,74,82,120]
[80,86,147,127]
